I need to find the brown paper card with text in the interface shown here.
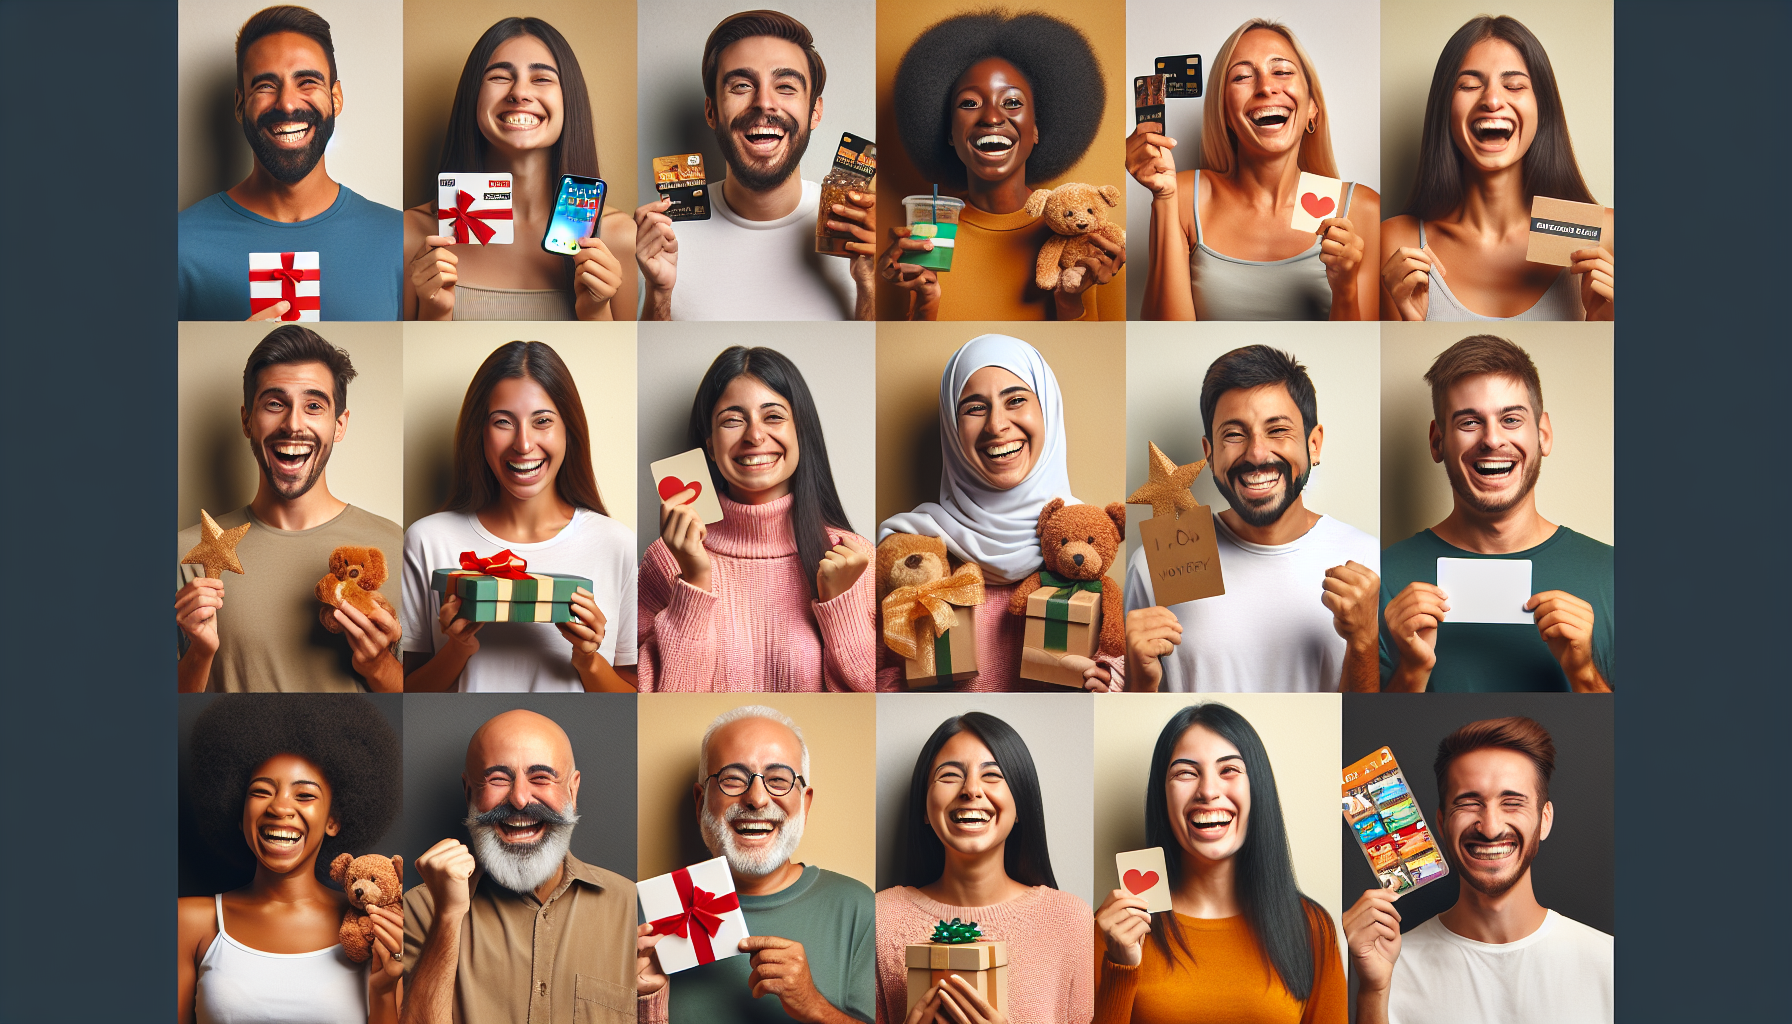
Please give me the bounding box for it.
[1525,196,1612,266]
[1139,508,1225,606]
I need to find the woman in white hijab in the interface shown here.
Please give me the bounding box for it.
[878,334,1123,691]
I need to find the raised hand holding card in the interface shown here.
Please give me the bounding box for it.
[1342,748,1449,895]
[1436,557,1535,625]
[438,173,515,245]
[1114,847,1172,913]
[1134,75,1166,127]
[1290,171,1346,234]
[1526,196,1613,266]
[654,153,711,222]
[650,449,724,525]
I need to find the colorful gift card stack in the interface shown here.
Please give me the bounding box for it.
[639,856,748,973]
[438,173,516,244]
[904,919,1008,1017]
[1342,747,1449,895]
[1018,572,1103,687]
[430,550,588,624]
[248,252,320,320]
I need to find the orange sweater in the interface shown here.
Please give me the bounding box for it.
[1094,909,1346,1024]
[932,204,1126,321]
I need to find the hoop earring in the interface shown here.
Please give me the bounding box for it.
[1305,118,1317,135]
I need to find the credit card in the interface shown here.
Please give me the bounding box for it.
[653,153,711,221]
[1135,74,1166,126]
[1154,54,1203,98]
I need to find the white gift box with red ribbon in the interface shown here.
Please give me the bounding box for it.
[638,856,749,974]
[437,173,515,244]
[248,251,320,321]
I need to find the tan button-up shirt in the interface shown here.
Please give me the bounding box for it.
[404,853,636,1024]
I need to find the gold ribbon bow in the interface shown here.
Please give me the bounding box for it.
[882,565,986,663]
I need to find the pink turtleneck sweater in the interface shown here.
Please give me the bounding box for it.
[875,578,1125,692]
[875,885,1095,1024]
[638,493,877,691]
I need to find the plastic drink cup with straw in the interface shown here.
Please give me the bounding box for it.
[899,188,963,271]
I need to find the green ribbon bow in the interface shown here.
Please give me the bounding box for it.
[929,918,983,944]
[1037,570,1103,651]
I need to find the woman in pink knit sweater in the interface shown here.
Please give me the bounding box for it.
[878,334,1123,691]
[876,712,1094,1024]
[638,346,877,691]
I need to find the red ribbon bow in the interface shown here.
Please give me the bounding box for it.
[440,189,514,245]
[648,868,740,965]
[458,549,530,580]
[248,252,320,320]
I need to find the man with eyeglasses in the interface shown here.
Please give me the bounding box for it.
[637,705,875,1023]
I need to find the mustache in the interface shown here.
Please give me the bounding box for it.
[723,802,788,824]
[1464,827,1522,844]
[465,801,579,829]
[266,428,322,445]
[1227,455,1293,486]
[256,105,325,131]
[731,109,800,135]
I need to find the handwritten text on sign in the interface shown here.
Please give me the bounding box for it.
[1139,508,1225,606]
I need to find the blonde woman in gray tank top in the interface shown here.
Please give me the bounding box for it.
[1126,19,1380,321]
[1380,16,1613,322]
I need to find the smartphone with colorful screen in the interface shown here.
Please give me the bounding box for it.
[540,174,607,256]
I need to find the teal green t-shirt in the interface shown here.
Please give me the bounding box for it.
[665,865,875,1023]
[1378,527,1615,692]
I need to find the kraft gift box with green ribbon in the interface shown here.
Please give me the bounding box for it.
[430,555,590,624]
[1019,571,1104,687]
[904,920,1008,1017]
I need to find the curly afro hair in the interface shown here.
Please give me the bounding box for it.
[187,694,401,880]
[894,10,1106,188]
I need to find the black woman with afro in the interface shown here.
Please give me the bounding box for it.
[878,10,1125,321]
[177,695,404,1024]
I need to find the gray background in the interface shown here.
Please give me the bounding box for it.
[634,0,876,207]
[874,693,1096,909]
[635,321,877,560]
[398,693,636,889]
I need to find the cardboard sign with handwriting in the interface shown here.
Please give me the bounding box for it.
[1139,508,1225,607]
[1525,196,1612,266]
[1115,847,1173,913]
[649,449,724,525]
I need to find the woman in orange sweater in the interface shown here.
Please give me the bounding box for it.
[1094,703,1346,1023]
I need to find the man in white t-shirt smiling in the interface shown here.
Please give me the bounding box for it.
[1344,717,1613,1024]
[1123,345,1382,692]
[634,10,874,321]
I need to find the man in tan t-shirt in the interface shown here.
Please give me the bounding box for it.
[174,323,403,692]
[403,710,639,1024]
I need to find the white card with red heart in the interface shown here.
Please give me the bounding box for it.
[1115,847,1172,913]
[650,449,724,525]
[1290,172,1345,233]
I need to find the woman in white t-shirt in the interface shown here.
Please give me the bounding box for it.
[402,340,637,692]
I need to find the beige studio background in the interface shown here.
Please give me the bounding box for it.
[178,321,404,529]
[1380,0,1614,214]
[876,322,1127,581]
[404,0,638,211]
[1093,692,1342,932]
[1126,322,1379,568]
[179,0,405,211]
[637,693,877,888]
[402,323,637,532]
[1380,321,1612,547]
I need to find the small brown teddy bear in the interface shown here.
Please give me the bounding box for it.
[329,852,404,963]
[876,534,954,606]
[1024,183,1126,291]
[316,545,396,633]
[1008,498,1126,658]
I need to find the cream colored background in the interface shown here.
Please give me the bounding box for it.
[178,321,404,528]
[1093,693,1342,930]
[404,0,638,211]
[179,0,404,211]
[637,693,878,889]
[401,323,637,531]
[875,322,1127,581]
[1380,321,1612,547]
[1126,322,1379,567]
[1380,0,1613,214]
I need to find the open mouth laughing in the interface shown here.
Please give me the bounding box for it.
[947,807,995,834]
[1186,808,1237,841]
[980,437,1026,465]
[732,450,783,476]
[1232,467,1284,502]
[1470,117,1515,144]
[1471,455,1518,481]
[1462,831,1520,861]
[258,823,304,853]
[266,435,318,479]
[499,109,544,131]
[1247,105,1293,130]
[495,815,547,844]
[730,814,783,844]
[738,117,792,158]
[502,454,549,485]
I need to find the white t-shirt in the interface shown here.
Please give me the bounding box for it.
[401,509,638,692]
[1123,513,1379,692]
[667,178,857,320]
[1390,910,1613,1024]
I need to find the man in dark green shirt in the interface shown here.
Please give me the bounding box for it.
[638,706,876,1023]
[1379,336,1613,692]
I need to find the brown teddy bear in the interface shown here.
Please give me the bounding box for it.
[316,546,396,633]
[1008,498,1126,658]
[1024,183,1126,291]
[329,852,404,962]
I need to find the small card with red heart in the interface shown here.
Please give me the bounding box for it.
[650,449,724,525]
[1115,847,1172,913]
[1290,171,1345,234]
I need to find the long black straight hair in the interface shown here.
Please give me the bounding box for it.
[687,347,852,602]
[1405,15,1594,221]
[1144,703,1329,1001]
[900,713,1057,890]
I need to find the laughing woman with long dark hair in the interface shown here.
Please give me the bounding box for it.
[638,346,876,690]
[1095,704,1345,1023]
[1380,16,1613,321]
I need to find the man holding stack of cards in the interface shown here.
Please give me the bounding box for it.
[637,706,875,1023]
[634,10,873,322]
[1379,336,1613,692]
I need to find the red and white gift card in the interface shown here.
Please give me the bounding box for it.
[1115,847,1173,913]
[249,251,320,321]
[639,856,749,974]
[438,172,515,244]
[649,449,724,525]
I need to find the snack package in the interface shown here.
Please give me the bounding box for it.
[653,153,711,221]
[1342,747,1450,895]
[817,132,876,255]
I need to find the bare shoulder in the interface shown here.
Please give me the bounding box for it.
[177,896,219,951]
[403,204,437,251]
[1381,213,1419,253]
[600,209,636,252]
[1350,184,1382,220]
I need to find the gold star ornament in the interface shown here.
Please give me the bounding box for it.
[181,509,252,578]
[1125,442,1207,520]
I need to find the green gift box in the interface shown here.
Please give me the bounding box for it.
[458,599,574,623]
[431,568,589,603]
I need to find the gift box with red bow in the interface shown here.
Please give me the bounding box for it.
[639,856,749,973]
[438,173,515,244]
[430,549,590,623]
[248,251,320,320]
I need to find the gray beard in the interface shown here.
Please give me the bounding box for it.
[464,800,579,894]
[700,800,805,878]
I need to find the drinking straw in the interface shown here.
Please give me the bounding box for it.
[932,184,939,224]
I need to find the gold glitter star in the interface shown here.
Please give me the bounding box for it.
[1125,442,1207,520]
[181,509,251,578]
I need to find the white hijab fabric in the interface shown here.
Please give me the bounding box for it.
[878,334,1077,584]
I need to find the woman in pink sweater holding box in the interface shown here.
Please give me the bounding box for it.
[638,345,877,691]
